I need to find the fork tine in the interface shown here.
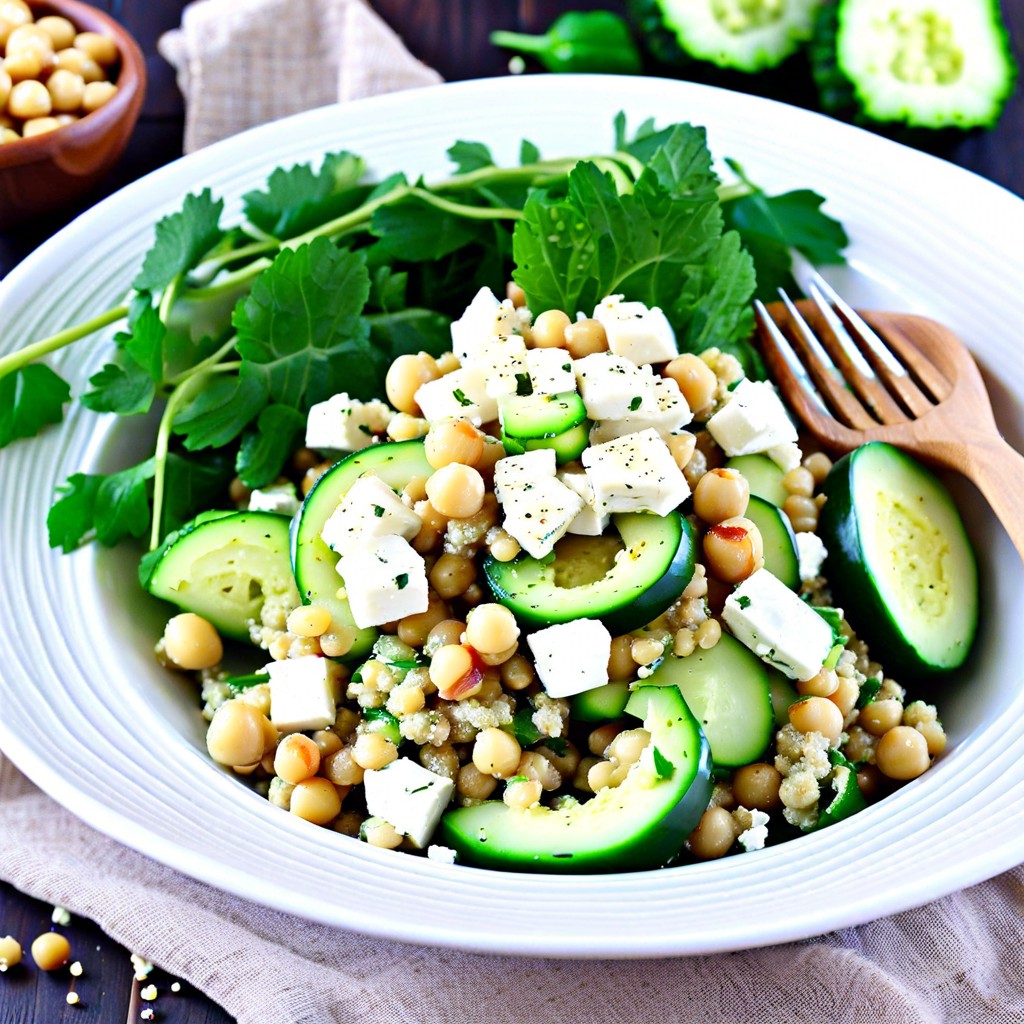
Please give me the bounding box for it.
[773,292,879,430]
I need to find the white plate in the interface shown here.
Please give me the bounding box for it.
[2,75,1024,957]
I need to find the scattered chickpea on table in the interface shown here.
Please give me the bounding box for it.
[0,0,118,143]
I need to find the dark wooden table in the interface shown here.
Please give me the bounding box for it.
[1,2,1022,1021]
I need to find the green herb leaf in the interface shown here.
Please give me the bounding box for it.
[811,606,848,647]
[173,368,269,450]
[520,139,541,165]
[452,387,472,407]
[122,301,169,381]
[371,196,482,262]
[447,140,494,174]
[736,595,752,609]
[515,371,533,396]
[47,472,104,553]
[0,364,71,448]
[629,395,642,411]
[226,672,271,694]
[133,189,225,293]
[395,572,410,590]
[541,736,568,757]
[512,707,541,747]
[856,677,884,709]
[243,151,367,238]
[366,308,451,362]
[234,238,375,407]
[652,746,675,779]
[235,404,305,489]
[80,357,155,415]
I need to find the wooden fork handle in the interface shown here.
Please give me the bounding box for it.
[961,436,1024,564]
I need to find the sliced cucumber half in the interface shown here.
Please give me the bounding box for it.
[745,493,799,589]
[440,685,712,872]
[725,453,788,507]
[501,419,590,464]
[483,511,695,634]
[291,440,433,661]
[145,511,299,643]
[819,441,978,676]
[572,680,631,722]
[499,391,587,439]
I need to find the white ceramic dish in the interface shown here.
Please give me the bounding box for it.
[1,75,1023,958]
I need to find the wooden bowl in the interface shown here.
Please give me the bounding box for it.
[0,0,146,228]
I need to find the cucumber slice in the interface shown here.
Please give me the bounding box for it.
[501,419,590,464]
[439,685,712,872]
[499,391,587,439]
[745,494,799,589]
[819,441,978,677]
[483,511,695,634]
[145,511,300,643]
[725,454,788,507]
[816,0,1017,130]
[815,753,867,830]
[768,670,799,727]
[647,632,774,767]
[641,0,822,73]
[572,680,631,722]
[291,440,433,662]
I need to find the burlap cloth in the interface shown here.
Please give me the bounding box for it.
[2,2,1023,1021]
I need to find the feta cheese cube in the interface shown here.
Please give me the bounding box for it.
[737,808,770,852]
[796,532,828,581]
[305,393,395,452]
[573,353,659,422]
[501,477,585,559]
[767,442,803,473]
[267,655,341,733]
[414,365,497,426]
[706,379,798,457]
[527,619,612,698]
[588,376,693,443]
[319,475,422,556]
[721,568,834,681]
[526,348,577,396]
[363,757,454,848]
[247,482,300,517]
[468,333,529,399]
[426,844,458,865]
[336,535,429,629]
[493,449,557,502]
[449,287,519,364]
[582,428,690,517]
[558,468,610,536]
[593,294,678,365]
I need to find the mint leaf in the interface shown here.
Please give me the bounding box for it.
[447,140,494,174]
[47,472,103,552]
[0,364,71,448]
[243,151,366,238]
[80,357,155,415]
[371,197,482,261]
[234,238,375,407]
[652,746,675,779]
[173,368,269,450]
[236,404,305,489]
[133,189,225,292]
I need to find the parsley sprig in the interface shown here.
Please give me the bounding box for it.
[2,117,846,558]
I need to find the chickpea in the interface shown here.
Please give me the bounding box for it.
[630,637,663,666]
[312,729,343,758]
[688,806,736,859]
[0,1,31,47]
[803,452,833,486]
[319,629,354,659]
[476,436,506,478]
[465,602,520,655]
[429,553,476,599]
[587,759,620,792]
[472,727,521,778]
[783,466,815,498]
[607,728,650,767]
[30,932,71,971]
[784,494,818,533]
[54,47,104,83]
[457,762,498,800]
[789,696,844,744]
[608,634,636,681]
[352,731,399,771]
[286,604,332,638]
[22,116,60,137]
[797,667,840,698]
[856,764,884,800]
[385,353,440,414]
[0,934,23,970]
[397,595,450,648]
[290,777,342,825]
[321,745,364,786]
[588,723,620,757]
[206,701,268,766]
[274,733,321,784]
[74,31,118,66]
[500,653,534,691]
[732,763,782,811]
[425,464,485,519]
[531,309,571,349]
[7,78,51,118]
[504,777,543,808]
[517,750,562,791]
[916,720,947,756]
[859,698,903,737]
[363,818,403,849]
[429,642,475,690]
[506,281,526,307]
[426,618,466,652]
[702,516,764,584]
[81,79,117,113]
[425,418,484,469]
[875,726,930,780]
[36,16,77,50]
[564,318,609,358]
[6,25,55,64]
[828,675,860,717]
[488,529,521,562]
[664,354,717,414]
[694,618,722,650]
[162,612,223,670]
[46,68,85,112]
[666,431,697,473]
[0,67,10,109]
[693,468,750,524]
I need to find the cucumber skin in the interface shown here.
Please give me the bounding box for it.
[818,444,978,678]
[745,494,799,590]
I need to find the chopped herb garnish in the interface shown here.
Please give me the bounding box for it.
[515,371,533,396]
[395,572,410,590]
[736,595,751,609]
[652,746,675,779]
[453,388,472,407]
[855,677,883,709]
[372,504,385,518]
[629,395,642,411]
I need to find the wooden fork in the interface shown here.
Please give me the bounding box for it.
[754,274,1024,562]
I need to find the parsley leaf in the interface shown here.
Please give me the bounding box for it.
[234,238,375,407]
[366,308,451,362]
[515,371,533,396]
[447,140,494,174]
[0,364,71,448]
[371,196,482,261]
[173,368,269,451]
[161,452,234,534]
[243,151,367,238]
[512,708,541,747]
[235,404,306,489]
[80,357,155,415]
[47,472,104,552]
[133,190,225,293]
[122,301,169,381]
[652,747,675,780]
[520,139,541,165]
[452,388,472,407]
[629,395,642,411]
[395,572,410,590]
[856,677,884,709]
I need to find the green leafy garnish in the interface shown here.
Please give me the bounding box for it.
[226,672,270,695]
[395,573,410,590]
[133,189,225,292]
[652,746,675,779]
[0,365,71,448]
[856,677,884,709]
[512,708,541,747]
[235,404,305,489]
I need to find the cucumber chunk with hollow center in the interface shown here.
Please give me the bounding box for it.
[145,511,299,643]
[290,440,433,662]
[483,511,695,634]
[646,632,775,766]
[439,685,712,872]
[819,441,978,676]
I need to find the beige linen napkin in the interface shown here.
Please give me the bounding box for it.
[3,750,1024,1023]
